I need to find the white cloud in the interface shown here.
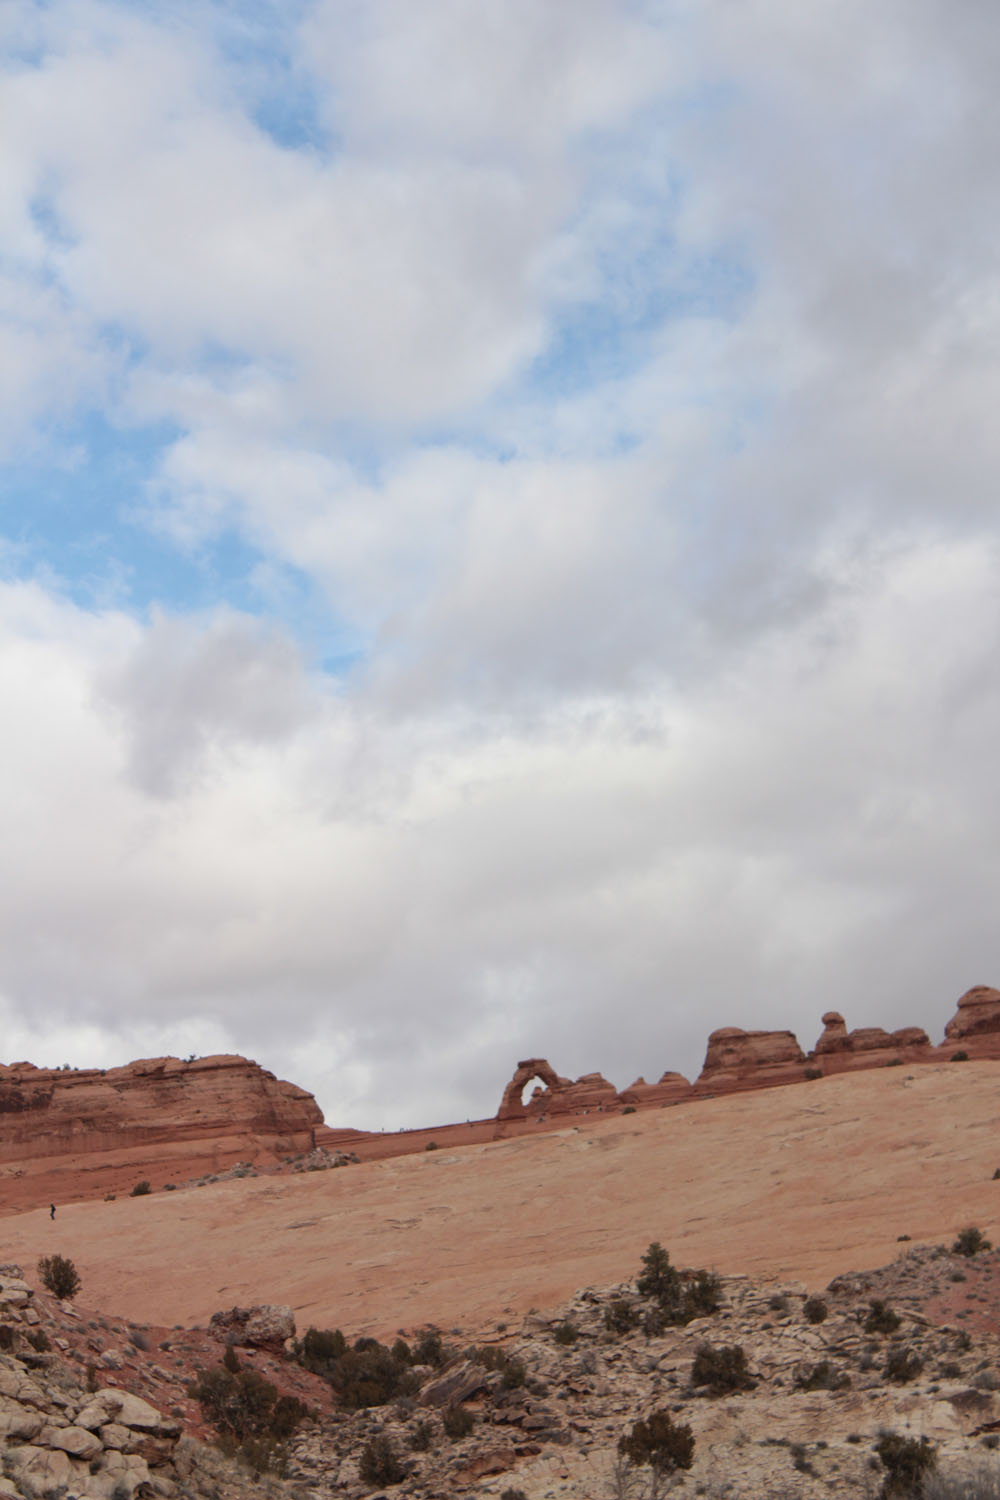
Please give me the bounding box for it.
[2,1,1000,1128]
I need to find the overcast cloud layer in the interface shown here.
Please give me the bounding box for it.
[2,0,999,1128]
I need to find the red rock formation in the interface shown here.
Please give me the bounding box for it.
[812,1012,931,1073]
[497,1059,571,1121]
[618,1071,693,1107]
[944,986,1000,1044]
[0,1054,321,1205]
[693,1028,806,1095]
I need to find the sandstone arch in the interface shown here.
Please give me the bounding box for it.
[497,1058,566,1121]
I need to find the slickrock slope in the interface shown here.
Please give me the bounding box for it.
[0,1055,321,1210]
[4,1061,1000,1341]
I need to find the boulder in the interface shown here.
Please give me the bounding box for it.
[209,1303,296,1348]
[75,1388,164,1433]
[419,1358,491,1408]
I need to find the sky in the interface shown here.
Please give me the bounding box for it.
[1,0,999,1130]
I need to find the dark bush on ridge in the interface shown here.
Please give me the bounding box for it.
[359,1432,407,1486]
[37,1254,81,1301]
[634,1242,721,1329]
[953,1226,992,1257]
[187,1356,309,1471]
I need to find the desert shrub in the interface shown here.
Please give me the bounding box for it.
[886,1057,904,1067]
[619,1408,695,1475]
[187,1358,308,1468]
[884,1346,924,1383]
[993,1169,1000,1181]
[954,1227,993,1257]
[412,1328,448,1368]
[442,1404,475,1440]
[622,1105,637,1114]
[691,1342,754,1394]
[554,1320,579,1346]
[298,1326,348,1370]
[769,1293,789,1313]
[129,1329,151,1352]
[37,1253,81,1301]
[866,1299,901,1334]
[130,1180,151,1197]
[803,1296,828,1324]
[425,1141,439,1150]
[638,1242,680,1305]
[876,1432,937,1497]
[359,1432,407,1486]
[804,1066,823,1080]
[27,1328,50,1352]
[293,1327,417,1408]
[501,1359,526,1390]
[951,1051,970,1062]
[501,1491,528,1500]
[604,1298,640,1335]
[951,1270,968,1283]
[685,1270,722,1319]
[408,1418,434,1451]
[795,1360,851,1392]
[635,1243,720,1327]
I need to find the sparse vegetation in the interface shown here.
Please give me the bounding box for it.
[691,1342,754,1394]
[604,1297,641,1335]
[794,1359,851,1391]
[804,1067,823,1080]
[442,1404,475,1440]
[865,1299,902,1334]
[884,1345,924,1383]
[187,1351,308,1470]
[803,1295,828,1324]
[622,1105,637,1114]
[634,1242,721,1329]
[554,1320,579,1345]
[37,1253,81,1301]
[130,1179,151,1196]
[292,1326,420,1408]
[951,1051,970,1062]
[619,1408,695,1475]
[408,1418,435,1451]
[953,1226,992,1257]
[876,1431,937,1497]
[359,1431,407,1486]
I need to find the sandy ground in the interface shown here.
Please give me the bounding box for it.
[4,1061,998,1339]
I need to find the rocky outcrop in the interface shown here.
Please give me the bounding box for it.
[618,1071,693,1107]
[0,1054,321,1206]
[497,1059,624,1122]
[813,1011,931,1072]
[944,985,1000,1046]
[0,1265,181,1497]
[497,1060,571,1121]
[693,1027,806,1095]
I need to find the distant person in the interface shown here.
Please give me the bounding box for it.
[49,1204,55,1220]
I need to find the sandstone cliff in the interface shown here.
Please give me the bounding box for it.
[0,1054,321,1207]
